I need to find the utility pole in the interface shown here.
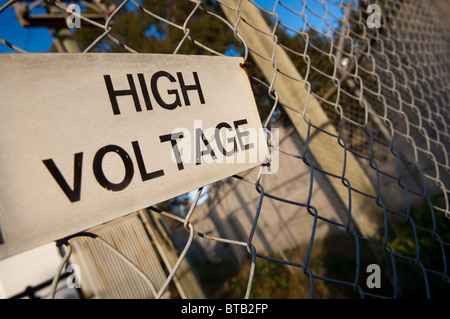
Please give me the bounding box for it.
[13,0,108,52]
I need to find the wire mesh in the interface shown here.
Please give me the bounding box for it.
[0,0,449,299]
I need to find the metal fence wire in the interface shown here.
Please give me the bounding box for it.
[1,0,449,299]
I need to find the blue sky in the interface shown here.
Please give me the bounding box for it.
[0,1,53,52]
[255,0,345,34]
[0,0,347,53]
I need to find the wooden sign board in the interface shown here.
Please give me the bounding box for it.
[0,53,267,259]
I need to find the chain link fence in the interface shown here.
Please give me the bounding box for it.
[1,0,449,299]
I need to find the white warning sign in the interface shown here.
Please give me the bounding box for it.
[0,53,268,259]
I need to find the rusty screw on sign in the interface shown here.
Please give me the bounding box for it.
[239,61,251,76]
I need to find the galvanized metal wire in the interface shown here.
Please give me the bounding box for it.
[1,0,449,299]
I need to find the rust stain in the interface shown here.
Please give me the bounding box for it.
[239,61,251,76]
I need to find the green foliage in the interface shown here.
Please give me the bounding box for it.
[73,0,242,55]
[386,196,450,298]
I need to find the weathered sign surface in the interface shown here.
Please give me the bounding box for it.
[0,53,266,259]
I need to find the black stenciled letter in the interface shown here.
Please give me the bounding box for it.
[176,72,205,106]
[43,152,83,203]
[195,128,217,165]
[160,132,185,170]
[215,122,237,156]
[151,71,181,110]
[234,119,254,151]
[132,140,165,181]
[93,145,134,191]
[104,74,141,115]
[137,73,153,111]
